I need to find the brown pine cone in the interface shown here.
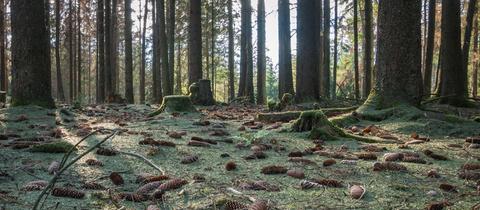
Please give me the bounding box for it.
[51,187,85,199]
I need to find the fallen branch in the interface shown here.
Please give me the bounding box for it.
[33,129,120,210]
[118,150,166,175]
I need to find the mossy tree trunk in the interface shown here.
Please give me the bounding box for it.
[361,0,423,110]
[11,0,54,108]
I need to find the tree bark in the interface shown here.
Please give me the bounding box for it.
[423,0,436,96]
[104,0,113,100]
[364,0,422,108]
[158,0,171,96]
[439,0,468,105]
[175,40,182,95]
[77,0,81,100]
[462,0,477,97]
[11,0,54,107]
[68,0,74,102]
[111,0,118,94]
[238,0,254,102]
[332,0,338,99]
[211,0,216,97]
[0,0,5,104]
[362,0,373,99]
[473,13,478,98]
[257,0,266,104]
[316,0,323,100]
[96,0,105,103]
[168,0,175,95]
[228,0,235,101]
[353,0,360,99]
[140,0,148,103]
[124,0,134,103]
[296,0,319,102]
[55,0,65,102]
[188,0,202,86]
[278,0,294,99]
[321,0,331,98]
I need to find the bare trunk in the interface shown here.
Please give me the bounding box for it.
[97,0,105,103]
[332,0,338,99]
[140,0,148,103]
[423,0,436,96]
[474,15,479,98]
[228,0,235,100]
[353,0,360,99]
[362,0,373,99]
[188,0,202,86]
[257,0,266,104]
[124,0,134,103]
[278,0,294,99]
[168,0,175,95]
[322,0,331,98]
[461,0,477,97]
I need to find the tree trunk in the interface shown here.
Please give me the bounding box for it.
[238,0,254,102]
[321,0,331,98]
[168,0,175,95]
[362,0,373,99]
[296,0,319,102]
[462,0,477,97]
[55,0,65,102]
[158,0,171,96]
[111,0,118,95]
[11,0,54,107]
[439,0,468,105]
[228,0,235,101]
[278,0,294,99]
[140,0,148,103]
[423,0,436,96]
[316,0,323,100]
[257,0,266,104]
[97,0,105,103]
[363,0,422,108]
[104,0,113,100]
[0,0,5,104]
[188,0,202,86]
[473,14,478,98]
[77,0,81,100]
[68,0,74,102]
[332,0,338,99]
[124,0,134,103]
[175,41,182,95]
[353,0,360,99]
[211,0,216,98]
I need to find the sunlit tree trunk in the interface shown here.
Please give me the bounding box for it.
[257,0,266,104]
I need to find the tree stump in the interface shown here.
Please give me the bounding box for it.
[149,95,197,116]
[189,80,215,106]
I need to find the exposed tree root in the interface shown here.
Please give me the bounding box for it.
[257,106,359,123]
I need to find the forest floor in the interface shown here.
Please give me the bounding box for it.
[0,102,479,210]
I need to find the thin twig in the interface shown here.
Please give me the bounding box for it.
[118,150,165,175]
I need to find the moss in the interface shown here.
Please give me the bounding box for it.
[474,116,480,123]
[149,95,197,116]
[11,99,56,109]
[329,114,360,127]
[29,141,76,153]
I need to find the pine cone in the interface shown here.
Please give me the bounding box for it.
[85,159,103,166]
[249,200,268,210]
[21,180,48,191]
[355,152,378,160]
[313,179,342,188]
[96,147,117,156]
[136,181,162,195]
[181,155,199,164]
[225,161,237,171]
[158,179,188,191]
[373,162,407,172]
[83,181,105,190]
[51,187,85,199]
[462,163,480,171]
[401,156,426,164]
[224,200,247,210]
[119,192,147,202]
[300,180,322,190]
[143,175,170,184]
[322,159,336,167]
[261,165,287,174]
[110,172,124,185]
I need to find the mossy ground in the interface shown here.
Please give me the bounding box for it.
[0,104,479,209]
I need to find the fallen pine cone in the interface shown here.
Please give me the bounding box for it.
[51,187,85,199]
[261,165,287,175]
[187,140,211,147]
[288,151,303,157]
[458,171,480,181]
[466,136,480,144]
[313,179,343,188]
[300,180,322,190]
[85,159,103,166]
[96,147,117,156]
[360,145,385,152]
[181,155,199,164]
[224,200,247,210]
[323,159,336,167]
[225,161,237,171]
[136,181,162,195]
[157,140,176,147]
[401,156,427,164]
[427,169,440,178]
[373,162,407,172]
[355,152,377,160]
[21,180,48,191]
[426,201,452,210]
[109,172,124,185]
[249,200,268,210]
[287,169,305,179]
[462,163,480,171]
[288,157,316,165]
[167,131,186,139]
[423,150,448,161]
[83,181,105,190]
[439,183,457,193]
[383,153,404,162]
[151,189,164,200]
[158,179,188,191]
[244,151,267,160]
[350,185,365,199]
[142,175,170,184]
[48,161,60,175]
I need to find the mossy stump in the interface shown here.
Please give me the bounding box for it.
[189,80,215,106]
[149,95,197,116]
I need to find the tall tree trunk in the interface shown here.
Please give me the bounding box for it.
[151,0,158,102]
[322,0,331,98]
[104,0,113,100]
[474,15,479,98]
[228,0,235,101]
[363,0,422,108]
[462,0,477,97]
[278,0,294,99]
[257,0,266,104]
[188,0,202,86]
[55,0,65,102]
[296,0,319,102]
[238,0,254,102]
[140,0,148,103]
[77,0,82,100]
[353,0,360,99]
[175,41,182,94]
[88,38,92,104]
[332,0,338,99]
[97,0,105,103]
[168,0,175,95]
[0,0,5,104]
[68,0,74,102]
[124,0,134,103]
[362,0,373,99]
[423,0,436,96]
[211,0,216,97]
[158,0,171,96]
[111,0,118,94]
[439,0,468,105]
[316,0,323,100]
[11,0,54,107]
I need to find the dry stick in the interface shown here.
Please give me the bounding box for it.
[117,150,165,175]
[33,130,120,210]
